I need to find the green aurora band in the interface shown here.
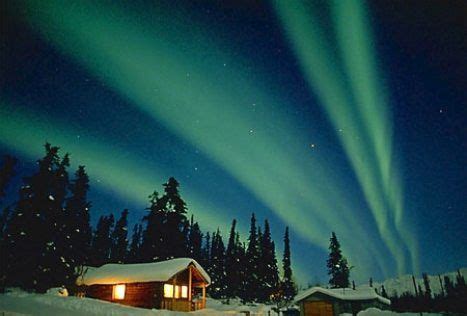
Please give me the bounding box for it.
[274,0,418,274]
[0,0,418,279]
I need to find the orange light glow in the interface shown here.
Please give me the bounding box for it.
[113,284,125,300]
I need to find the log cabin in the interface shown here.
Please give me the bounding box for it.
[294,287,390,316]
[76,258,210,311]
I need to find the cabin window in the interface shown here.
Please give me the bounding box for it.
[164,284,188,298]
[181,285,188,298]
[113,284,126,300]
[164,284,173,298]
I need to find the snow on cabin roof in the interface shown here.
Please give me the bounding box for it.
[77,258,210,286]
[295,287,390,305]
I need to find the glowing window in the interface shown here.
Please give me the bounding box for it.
[181,286,188,298]
[113,284,125,300]
[164,284,174,298]
[175,285,180,298]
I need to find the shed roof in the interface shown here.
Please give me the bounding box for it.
[77,258,210,286]
[295,287,390,305]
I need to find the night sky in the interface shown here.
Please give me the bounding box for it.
[1,0,466,285]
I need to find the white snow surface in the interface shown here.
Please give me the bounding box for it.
[354,307,442,316]
[0,290,276,315]
[295,287,390,305]
[78,258,210,286]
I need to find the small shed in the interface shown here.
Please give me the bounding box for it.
[77,258,210,312]
[295,287,390,316]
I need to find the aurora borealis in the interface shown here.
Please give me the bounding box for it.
[1,0,465,285]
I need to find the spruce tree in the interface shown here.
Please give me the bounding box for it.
[381,285,388,298]
[163,177,188,259]
[4,144,71,291]
[281,226,297,302]
[110,209,129,263]
[90,214,114,266]
[0,155,16,291]
[327,232,350,288]
[209,229,227,299]
[188,215,203,263]
[259,220,279,302]
[127,224,142,263]
[64,166,92,268]
[245,213,260,301]
[225,219,242,298]
[423,273,432,299]
[0,155,17,200]
[141,191,167,262]
[202,232,211,271]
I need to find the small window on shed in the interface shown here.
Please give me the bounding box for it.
[113,284,126,300]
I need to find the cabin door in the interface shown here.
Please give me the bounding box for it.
[303,301,333,316]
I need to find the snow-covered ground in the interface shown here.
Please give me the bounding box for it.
[355,308,442,316]
[0,289,445,316]
[0,289,276,316]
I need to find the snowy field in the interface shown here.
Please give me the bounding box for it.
[0,290,444,316]
[0,289,274,316]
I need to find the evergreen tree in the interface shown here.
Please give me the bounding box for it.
[141,191,166,262]
[258,220,280,302]
[141,178,189,262]
[245,213,260,301]
[381,285,388,298]
[423,273,432,299]
[0,155,16,291]
[202,232,211,271]
[4,144,71,291]
[90,214,114,266]
[110,209,129,263]
[127,224,142,263]
[281,226,297,302]
[209,229,227,298]
[0,155,17,200]
[64,166,92,268]
[225,219,242,298]
[188,215,203,263]
[444,276,454,297]
[163,177,188,259]
[327,232,350,288]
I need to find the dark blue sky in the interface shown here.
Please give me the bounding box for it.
[1,0,465,285]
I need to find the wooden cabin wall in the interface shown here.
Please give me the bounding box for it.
[86,282,163,309]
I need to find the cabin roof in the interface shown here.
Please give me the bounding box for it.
[77,258,210,286]
[295,287,390,305]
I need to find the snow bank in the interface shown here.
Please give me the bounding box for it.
[0,290,277,315]
[355,307,442,316]
[79,258,210,286]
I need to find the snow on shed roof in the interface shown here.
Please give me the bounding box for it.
[77,258,210,286]
[295,287,390,305]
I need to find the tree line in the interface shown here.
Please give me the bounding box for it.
[0,144,297,304]
[384,271,467,314]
